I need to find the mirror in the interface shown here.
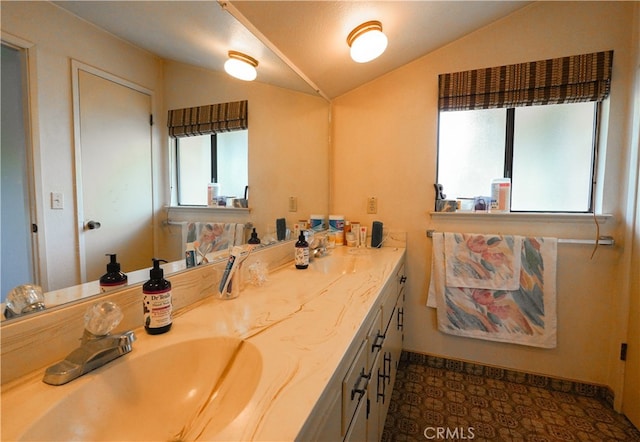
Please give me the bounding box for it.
[1,1,330,322]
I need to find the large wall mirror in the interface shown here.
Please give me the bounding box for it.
[1,1,330,323]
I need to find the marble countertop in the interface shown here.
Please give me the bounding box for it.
[1,245,405,441]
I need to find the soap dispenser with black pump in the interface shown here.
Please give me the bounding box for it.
[99,254,128,292]
[295,231,309,269]
[248,228,261,245]
[142,258,172,335]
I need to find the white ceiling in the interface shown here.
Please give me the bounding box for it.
[53,1,533,100]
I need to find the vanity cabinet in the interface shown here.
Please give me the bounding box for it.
[305,257,406,442]
[370,263,406,439]
[375,263,406,434]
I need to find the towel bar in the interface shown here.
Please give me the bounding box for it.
[425,230,615,246]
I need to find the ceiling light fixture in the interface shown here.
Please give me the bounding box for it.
[347,20,388,63]
[224,50,258,81]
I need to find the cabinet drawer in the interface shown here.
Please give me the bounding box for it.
[380,284,398,335]
[366,308,383,374]
[342,340,368,436]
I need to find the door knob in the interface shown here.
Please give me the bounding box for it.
[86,220,101,230]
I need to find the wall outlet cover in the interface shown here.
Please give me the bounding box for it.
[367,197,377,214]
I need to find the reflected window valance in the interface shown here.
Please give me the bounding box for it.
[438,51,613,111]
[167,100,248,137]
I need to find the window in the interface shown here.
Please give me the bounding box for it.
[438,102,597,212]
[436,51,612,213]
[175,131,248,206]
[167,100,249,206]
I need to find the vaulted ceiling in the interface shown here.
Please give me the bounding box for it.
[54,1,532,99]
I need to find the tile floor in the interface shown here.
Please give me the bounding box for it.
[381,352,640,442]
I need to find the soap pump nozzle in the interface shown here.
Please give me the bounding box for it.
[149,258,168,280]
[248,228,261,244]
[106,254,121,273]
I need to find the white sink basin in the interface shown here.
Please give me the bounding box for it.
[18,336,261,441]
[310,249,373,274]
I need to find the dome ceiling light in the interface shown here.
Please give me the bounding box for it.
[347,20,388,63]
[224,50,258,81]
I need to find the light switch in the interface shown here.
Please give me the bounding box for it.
[51,192,64,209]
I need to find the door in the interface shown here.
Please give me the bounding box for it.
[76,67,153,282]
[1,43,37,300]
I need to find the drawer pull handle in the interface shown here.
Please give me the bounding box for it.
[371,333,385,352]
[351,369,370,400]
[351,387,366,401]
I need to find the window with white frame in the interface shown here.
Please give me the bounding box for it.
[167,100,248,206]
[438,102,597,212]
[436,51,613,213]
[175,131,248,205]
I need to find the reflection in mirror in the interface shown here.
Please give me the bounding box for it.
[169,100,249,207]
[0,1,330,324]
[176,131,248,206]
[1,43,37,305]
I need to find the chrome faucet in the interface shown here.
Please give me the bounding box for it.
[4,284,46,319]
[43,302,135,386]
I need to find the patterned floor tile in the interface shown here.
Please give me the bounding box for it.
[381,352,640,442]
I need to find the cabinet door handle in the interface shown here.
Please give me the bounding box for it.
[397,308,404,331]
[384,352,392,383]
[400,275,407,284]
[377,367,386,403]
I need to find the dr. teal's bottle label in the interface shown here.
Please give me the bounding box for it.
[143,291,172,329]
[295,246,309,268]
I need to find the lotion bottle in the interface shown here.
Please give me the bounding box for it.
[295,231,309,269]
[99,254,128,292]
[142,258,172,335]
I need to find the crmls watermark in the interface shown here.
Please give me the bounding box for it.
[423,426,475,440]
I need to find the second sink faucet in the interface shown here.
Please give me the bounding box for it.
[43,301,135,386]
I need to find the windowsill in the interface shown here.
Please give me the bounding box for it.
[167,205,251,214]
[430,211,613,224]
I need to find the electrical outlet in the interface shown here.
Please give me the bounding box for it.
[51,192,64,209]
[367,197,378,214]
[289,196,298,212]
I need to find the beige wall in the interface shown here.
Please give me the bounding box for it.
[332,0,638,397]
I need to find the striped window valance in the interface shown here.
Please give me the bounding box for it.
[438,51,613,111]
[167,100,248,137]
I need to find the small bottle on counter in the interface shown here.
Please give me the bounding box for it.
[490,178,511,212]
[142,258,172,335]
[248,228,261,244]
[207,182,219,207]
[295,231,309,269]
[99,254,128,292]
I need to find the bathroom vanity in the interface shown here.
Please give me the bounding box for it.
[1,243,406,441]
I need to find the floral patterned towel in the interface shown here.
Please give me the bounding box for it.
[428,232,557,349]
[444,233,522,291]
